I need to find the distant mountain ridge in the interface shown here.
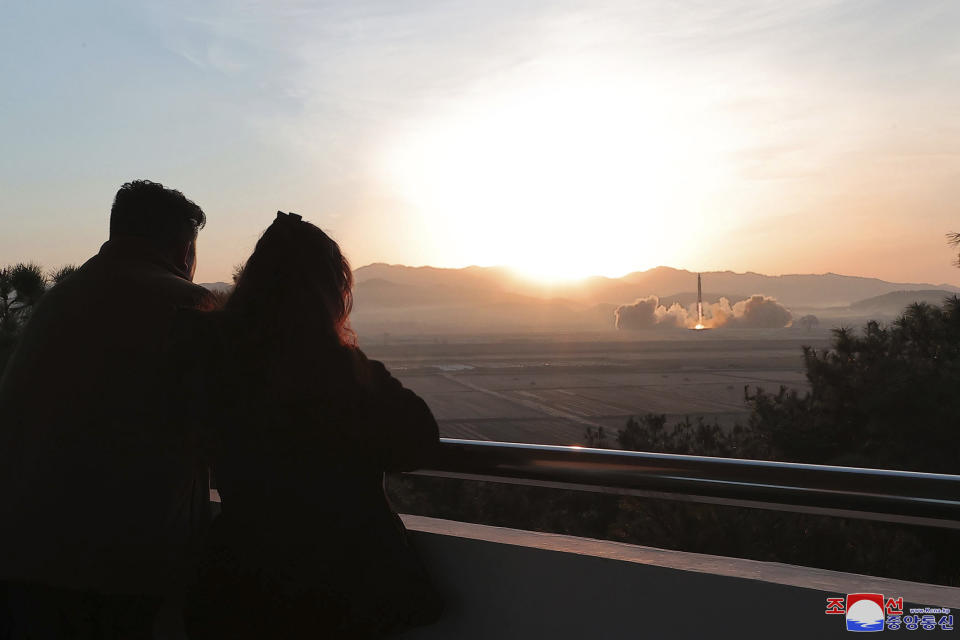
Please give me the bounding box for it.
[201,265,960,334]
[850,290,958,313]
[352,264,960,308]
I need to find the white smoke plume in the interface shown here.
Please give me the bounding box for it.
[728,294,794,328]
[614,295,660,329]
[615,294,792,330]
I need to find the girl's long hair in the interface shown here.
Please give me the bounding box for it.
[225,213,356,348]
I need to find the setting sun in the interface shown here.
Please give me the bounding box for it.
[379,66,731,282]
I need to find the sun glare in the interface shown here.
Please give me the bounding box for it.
[380,69,730,282]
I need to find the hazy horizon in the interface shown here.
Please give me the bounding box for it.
[350,261,960,287]
[3,1,960,285]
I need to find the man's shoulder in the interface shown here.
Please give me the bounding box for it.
[124,263,217,310]
[164,274,216,307]
[79,246,216,310]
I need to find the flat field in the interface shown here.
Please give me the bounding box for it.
[361,330,831,446]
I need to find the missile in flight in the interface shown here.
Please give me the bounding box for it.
[697,273,703,326]
[691,273,708,330]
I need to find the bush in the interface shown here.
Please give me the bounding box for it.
[744,299,960,473]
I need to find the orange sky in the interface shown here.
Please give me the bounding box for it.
[2,2,959,286]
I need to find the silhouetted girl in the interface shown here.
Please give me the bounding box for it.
[181,212,442,638]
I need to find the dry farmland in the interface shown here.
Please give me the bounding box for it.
[361,331,831,446]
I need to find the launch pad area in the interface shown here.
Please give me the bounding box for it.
[369,333,826,446]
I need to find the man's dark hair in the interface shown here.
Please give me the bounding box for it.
[109,180,206,249]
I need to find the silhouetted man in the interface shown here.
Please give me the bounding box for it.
[0,181,214,638]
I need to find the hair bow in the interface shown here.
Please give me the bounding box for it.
[276,210,303,222]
